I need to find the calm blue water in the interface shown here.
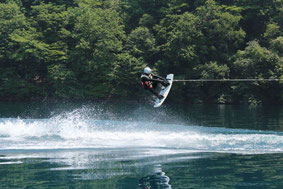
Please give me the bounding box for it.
[0,102,282,188]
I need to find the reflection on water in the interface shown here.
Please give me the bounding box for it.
[0,149,283,188]
[139,165,171,189]
[0,149,202,188]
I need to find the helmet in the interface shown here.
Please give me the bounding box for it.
[144,67,152,74]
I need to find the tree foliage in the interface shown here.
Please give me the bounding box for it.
[0,0,282,104]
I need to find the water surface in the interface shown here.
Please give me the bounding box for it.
[0,102,282,188]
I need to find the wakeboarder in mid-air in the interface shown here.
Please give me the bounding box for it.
[140,67,170,99]
[140,67,174,107]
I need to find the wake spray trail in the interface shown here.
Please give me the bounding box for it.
[0,108,282,154]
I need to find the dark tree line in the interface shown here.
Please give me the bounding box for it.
[0,0,282,104]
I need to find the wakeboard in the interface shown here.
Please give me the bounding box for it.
[154,74,174,107]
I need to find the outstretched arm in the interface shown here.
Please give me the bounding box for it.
[152,74,166,81]
[148,78,164,82]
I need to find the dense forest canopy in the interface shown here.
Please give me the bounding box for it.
[0,0,282,104]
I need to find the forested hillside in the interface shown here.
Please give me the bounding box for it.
[0,0,282,104]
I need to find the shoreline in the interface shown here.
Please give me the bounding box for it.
[0,97,282,106]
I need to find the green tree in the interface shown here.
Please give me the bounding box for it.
[270,36,283,57]
[264,22,281,41]
[234,0,281,42]
[196,62,231,103]
[47,64,81,98]
[0,2,42,99]
[0,2,26,61]
[111,53,144,97]
[232,41,282,104]
[69,5,125,98]
[9,2,71,98]
[0,0,281,104]
[155,0,246,103]
[121,0,170,32]
[125,26,158,64]
[155,13,200,76]
[196,0,245,64]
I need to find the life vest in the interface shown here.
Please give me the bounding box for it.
[141,74,153,89]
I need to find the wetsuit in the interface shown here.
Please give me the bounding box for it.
[141,73,169,98]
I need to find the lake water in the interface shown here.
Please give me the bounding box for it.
[0,102,282,188]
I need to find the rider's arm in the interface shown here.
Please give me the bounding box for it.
[142,75,162,82]
[149,78,163,82]
[152,74,166,81]
[152,74,165,80]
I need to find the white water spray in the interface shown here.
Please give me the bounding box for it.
[0,108,282,154]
